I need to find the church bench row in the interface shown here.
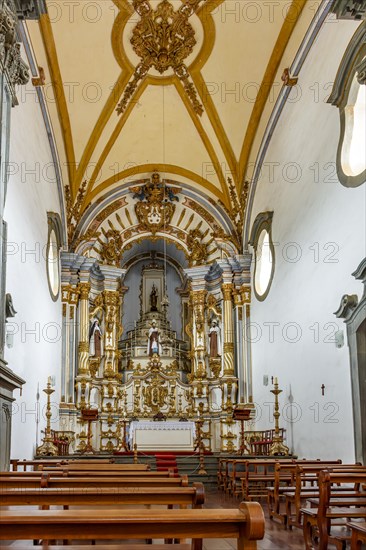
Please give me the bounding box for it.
[0,546,191,550]
[284,464,366,530]
[40,463,150,471]
[218,458,341,496]
[10,458,116,471]
[0,469,172,478]
[268,461,360,527]
[0,502,265,550]
[301,471,366,550]
[0,483,205,508]
[0,474,189,489]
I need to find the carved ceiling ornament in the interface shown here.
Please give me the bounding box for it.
[130,172,180,235]
[99,229,123,267]
[117,0,205,116]
[187,227,208,266]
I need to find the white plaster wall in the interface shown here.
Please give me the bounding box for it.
[248,18,365,461]
[4,82,63,459]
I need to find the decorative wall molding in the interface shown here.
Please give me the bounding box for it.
[331,0,366,20]
[13,0,45,20]
[327,24,366,106]
[334,257,366,464]
[0,0,29,106]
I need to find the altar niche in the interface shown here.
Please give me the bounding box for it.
[120,260,190,373]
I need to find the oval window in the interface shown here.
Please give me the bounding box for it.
[254,229,274,299]
[341,76,366,177]
[47,229,60,299]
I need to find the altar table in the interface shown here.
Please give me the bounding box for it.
[130,421,196,451]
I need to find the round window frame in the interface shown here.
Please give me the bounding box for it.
[46,215,62,302]
[249,212,275,302]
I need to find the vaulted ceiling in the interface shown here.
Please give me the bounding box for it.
[27,0,315,255]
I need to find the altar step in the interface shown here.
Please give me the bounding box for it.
[155,453,179,475]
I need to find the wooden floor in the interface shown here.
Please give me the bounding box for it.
[1,488,305,549]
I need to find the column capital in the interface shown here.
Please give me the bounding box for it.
[78,282,91,300]
[221,283,234,301]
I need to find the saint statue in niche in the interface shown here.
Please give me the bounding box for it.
[147,321,161,356]
[150,283,158,312]
[208,319,221,358]
[89,318,103,357]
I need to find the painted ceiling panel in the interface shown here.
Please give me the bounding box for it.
[99,83,224,194]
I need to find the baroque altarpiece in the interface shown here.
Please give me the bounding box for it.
[58,174,254,453]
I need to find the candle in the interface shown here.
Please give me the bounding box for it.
[48,376,51,385]
[274,377,278,385]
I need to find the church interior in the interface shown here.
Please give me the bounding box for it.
[0,0,365,548]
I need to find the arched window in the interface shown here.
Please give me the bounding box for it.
[341,72,366,177]
[249,212,275,301]
[328,25,366,187]
[46,213,62,301]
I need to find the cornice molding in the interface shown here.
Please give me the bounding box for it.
[0,0,29,106]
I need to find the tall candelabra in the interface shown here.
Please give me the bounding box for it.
[195,417,207,475]
[117,412,129,452]
[36,378,58,456]
[269,378,289,456]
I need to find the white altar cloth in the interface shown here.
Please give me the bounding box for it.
[130,421,196,451]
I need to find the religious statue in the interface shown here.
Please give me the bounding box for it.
[147,321,161,356]
[89,318,103,357]
[150,284,158,312]
[208,319,221,358]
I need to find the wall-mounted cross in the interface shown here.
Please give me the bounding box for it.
[321,384,325,396]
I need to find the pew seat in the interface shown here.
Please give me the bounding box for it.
[347,521,366,550]
[0,502,265,550]
[0,545,190,550]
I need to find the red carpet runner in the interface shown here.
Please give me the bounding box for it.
[155,453,179,475]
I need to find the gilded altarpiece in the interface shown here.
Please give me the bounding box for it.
[58,250,253,454]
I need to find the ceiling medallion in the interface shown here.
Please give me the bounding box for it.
[117,0,205,116]
[130,172,180,235]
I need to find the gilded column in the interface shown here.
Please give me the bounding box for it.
[241,285,253,403]
[190,289,207,375]
[77,282,91,376]
[222,283,235,376]
[103,290,120,378]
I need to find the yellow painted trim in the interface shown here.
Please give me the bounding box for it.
[173,78,230,206]
[238,0,307,187]
[85,78,150,193]
[85,163,227,206]
[39,14,76,195]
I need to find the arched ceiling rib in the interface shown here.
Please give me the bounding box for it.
[27,0,315,238]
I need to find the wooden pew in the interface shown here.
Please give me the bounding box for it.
[10,458,115,471]
[302,471,366,550]
[41,463,150,471]
[0,501,265,550]
[0,474,189,490]
[0,483,205,509]
[268,461,343,527]
[347,521,366,550]
[285,464,365,530]
[0,469,172,478]
[217,458,229,491]
[241,459,293,501]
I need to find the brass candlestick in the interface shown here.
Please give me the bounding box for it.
[269,378,289,456]
[117,416,129,452]
[195,418,207,475]
[36,378,58,456]
[133,443,138,464]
